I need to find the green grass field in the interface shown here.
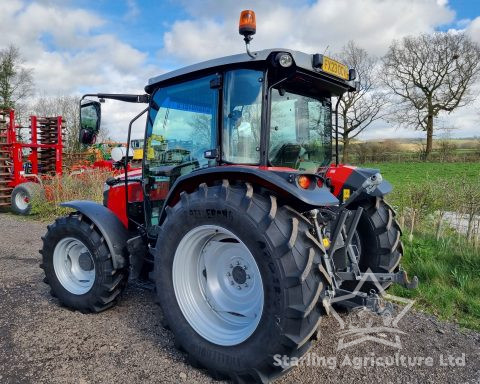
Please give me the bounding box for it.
[362,162,480,187]
[390,234,480,330]
[362,162,480,330]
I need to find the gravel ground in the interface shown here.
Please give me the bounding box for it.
[0,213,479,384]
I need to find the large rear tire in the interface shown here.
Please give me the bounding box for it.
[40,213,128,313]
[155,181,329,383]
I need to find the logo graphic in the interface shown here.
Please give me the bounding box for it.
[328,269,415,351]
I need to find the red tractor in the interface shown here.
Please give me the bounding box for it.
[0,109,63,214]
[40,11,417,383]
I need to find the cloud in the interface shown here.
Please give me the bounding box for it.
[124,0,140,21]
[0,0,160,140]
[466,16,480,44]
[160,0,455,64]
[0,0,477,140]
[0,1,153,96]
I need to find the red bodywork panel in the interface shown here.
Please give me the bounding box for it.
[105,167,168,227]
[106,183,144,227]
[325,164,356,197]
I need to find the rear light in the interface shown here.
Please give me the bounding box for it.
[297,175,311,189]
[317,178,323,188]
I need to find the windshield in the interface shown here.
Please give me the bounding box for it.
[269,89,332,172]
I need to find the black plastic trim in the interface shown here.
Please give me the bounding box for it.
[159,166,339,223]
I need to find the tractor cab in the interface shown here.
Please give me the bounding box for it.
[139,48,357,225]
[143,48,357,172]
[79,28,358,229]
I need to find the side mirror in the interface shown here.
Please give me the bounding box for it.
[79,100,101,145]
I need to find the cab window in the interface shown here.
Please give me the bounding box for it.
[145,75,219,226]
[222,69,263,164]
[146,76,218,170]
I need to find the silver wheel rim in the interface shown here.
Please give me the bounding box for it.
[53,237,95,295]
[173,225,264,346]
[15,192,29,211]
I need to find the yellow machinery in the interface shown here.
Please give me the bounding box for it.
[130,139,144,160]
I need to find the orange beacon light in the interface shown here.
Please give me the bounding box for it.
[239,10,256,38]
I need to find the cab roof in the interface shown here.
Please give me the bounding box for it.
[145,48,357,95]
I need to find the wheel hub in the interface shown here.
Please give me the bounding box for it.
[53,237,95,295]
[232,265,247,285]
[14,192,30,211]
[172,225,264,346]
[78,252,94,271]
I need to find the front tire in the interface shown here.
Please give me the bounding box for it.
[155,181,329,383]
[40,213,128,313]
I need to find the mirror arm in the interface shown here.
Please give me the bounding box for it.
[81,94,150,103]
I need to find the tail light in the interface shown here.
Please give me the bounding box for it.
[297,175,311,189]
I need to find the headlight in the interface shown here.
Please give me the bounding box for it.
[275,52,293,68]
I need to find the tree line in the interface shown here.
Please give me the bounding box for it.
[1,30,480,159]
[335,32,480,161]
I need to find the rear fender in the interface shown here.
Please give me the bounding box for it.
[60,200,129,269]
[160,166,339,223]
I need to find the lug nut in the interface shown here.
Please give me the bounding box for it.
[230,281,234,285]
[237,286,241,290]
[247,274,251,279]
[244,283,248,287]
[226,272,231,276]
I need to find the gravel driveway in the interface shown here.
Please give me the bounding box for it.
[0,213,479,384]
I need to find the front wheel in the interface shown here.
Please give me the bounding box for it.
[40,213,128,313]
[155,181,329,383]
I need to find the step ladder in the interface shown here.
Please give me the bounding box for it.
[0,110,13,208]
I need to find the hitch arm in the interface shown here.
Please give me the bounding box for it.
[336,269,419,289]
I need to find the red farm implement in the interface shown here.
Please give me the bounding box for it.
[0,109,64,214]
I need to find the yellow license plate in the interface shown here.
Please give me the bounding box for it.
[322,56,349,80]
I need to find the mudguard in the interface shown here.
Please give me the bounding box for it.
[326,165,392,202]
[60,200,129,269]
[160,166,339,222]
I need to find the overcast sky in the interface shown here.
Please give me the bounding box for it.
[1,0,479,141]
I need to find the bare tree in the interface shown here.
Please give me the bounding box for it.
[31,95,81,152]
[0,45,34,110]
[336,41,386,163]
[382,32,480,159]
